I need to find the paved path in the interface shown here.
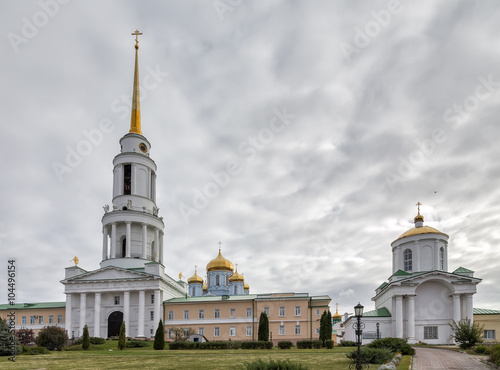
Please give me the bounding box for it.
[413,347,492,370]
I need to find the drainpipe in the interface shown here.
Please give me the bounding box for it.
[252,298,255,341]
[309,297,313,340]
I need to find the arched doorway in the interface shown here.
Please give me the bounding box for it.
[107,311,123,338]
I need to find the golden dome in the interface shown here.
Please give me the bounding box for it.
[396,225,448,240]
[187,269,203,284]
[202,281,207,291]
[229,269,244,282]
[244,283,249,290]
[206,249,234,272]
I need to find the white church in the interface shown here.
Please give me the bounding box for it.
[341,208,481,344]
[60,33,187,339]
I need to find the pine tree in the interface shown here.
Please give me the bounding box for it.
[0,318,21,356]
[82,324,90,350]
[258,311,269,341]
[326,310,332,342]
[118,322,126,350]
[153,320,165,350]
[319,310,327,345]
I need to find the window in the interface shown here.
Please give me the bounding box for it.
[22,316,26,325]
[264,307,270,316]
[214,327,220,337]
[295,324,301,335]
[121,238,126,257]
[225,275,228,285]
[57,315,63,324]
[30,316,35,324]
[38,316,43,324]
[214,309,220,319]
[151,294,155,304]
[199,310,204,319]
[279,325,285,335]
[230,327,236,336]
[150,329,154,335]
[424,326,438,339]
[295,306,301,316]
[199,327,204,336]
[150,311,154,321]
[315,328,320,335]
[184,310,189,320]
[484,330,496,340]
[124,164,131,195]
[233,285,237,295]
[246,308,252,318]
[403,249,412,272]
[230,308,235,318]
[246,326,252,336]
[439,247,444,270]
[190,287,196,296]
[168,329,173,338]
[315,309,320,315]
[49,315,54,324]
[114,296,120,305]
[279,306,285,317]
[216,275,220,286]
[168,311,174,320]
[183,328,189,337]
[362,332,379,339]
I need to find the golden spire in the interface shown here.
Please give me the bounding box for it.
[414,202,424,223]
[129,29,143,135]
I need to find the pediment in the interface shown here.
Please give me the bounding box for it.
[64,266,154,282]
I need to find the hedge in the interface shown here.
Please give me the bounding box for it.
[367,337,415,356]
[168,341,246,350]
[296,340,322,349]
[346,347,394,364]
[278,340,293,349]
[241,341,273,349]
[325,340,334,349]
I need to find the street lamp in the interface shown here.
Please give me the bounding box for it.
[376,322,380,339]
[349,303,368,370]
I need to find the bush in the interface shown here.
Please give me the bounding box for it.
[258,312,269,342]
[15,328,35,346]
[474,345,491,355]
[338,340,357,347]
[449,318,484,349]
[73,337,106,345]
[168,341,197,350]
[82,325,90,350]
[367,337,415,356]
[0,318,21,356]
[347,347,394,364]
[278,340,293,349]
[126,340,149,348]
[118,322,126,350]
[36,326,68,351]
[153,320,165,350]
[243,358,310,370]
[488,344,500,366]
[241,341,274,349]
[21,345,50,355]
[325,340,334,349]
[296,340,322,349]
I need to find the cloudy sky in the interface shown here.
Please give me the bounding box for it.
[1,1,499,315]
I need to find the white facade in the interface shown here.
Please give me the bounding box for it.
[343,212,481,344]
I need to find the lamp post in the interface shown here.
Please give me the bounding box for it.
[350,303,368,370]
[376,322,380,339]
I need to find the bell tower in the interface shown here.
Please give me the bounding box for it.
[101,30,164,269]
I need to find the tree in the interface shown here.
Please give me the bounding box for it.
[118,322,126,350]
[15,328,35,346]
[153,320,165,350]
[36,326,68,350]
[319,310,328,345]
[169,327,195,342]
[258,311,269,341]
[326,310,333,343]
[449,318,484,349]
[82,325,90,350]
[0,318,21,356]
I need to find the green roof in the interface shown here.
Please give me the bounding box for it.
[392,269,412,276]
[453,266,474,274]
[474,308,500,315]
[165,295,258,304]
[0,302,65,310]
[376,282,388,290]
[363,307,391,317]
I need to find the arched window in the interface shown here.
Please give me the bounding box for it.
[225,275,228,286]
[233,285,237,295]
[403,249,412,272]
[439,247,444,270]
[215,275,220,286]
[122,238,126,258]
[151,241,155,260]
[123,164,131,195]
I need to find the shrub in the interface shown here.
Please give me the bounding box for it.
[474,345,491,354]
[153,320,165,350]
[296,340,322,349]
[243,358,310,370]
[241,341,274,349]
[0,318,21,356]
[449,318,484,349]
[118,322,126,350]
[168,341,197,350]
[325,340,334,349]
[338,340,357,347]
[36,326,68,351]
[278,340,293,349]
[488,344,500,366]
[126,340,149,348]
[347,347,394,364]
[15,328,35,346]
[82,325,90,350]
[73,337,106,345]
[258,312,269,341]
[367,337,415,356]
[21,345,50,355]
[230,341,242,349]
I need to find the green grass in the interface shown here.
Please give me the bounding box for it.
[1,342,356,370]
[399,355,411,370]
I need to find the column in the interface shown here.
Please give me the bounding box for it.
[80,293,86,337]
[111,223,117,258]
[138,290,145,337]
[395,296,403,338]
[126,222,131,257]
[159,232,164,265]
[102,226,108,260]
[466,294,474,321]
[65,293,72,336]
[142,224,147,259]
[434,240,440,270]
[153,290,161,335]
[414,241,420,272]
[154,228,159,261]
[132,163,136,195]
[407,295,415,341]
[452,294,461,323]
[124,291,130,337]
[94,293,101,337]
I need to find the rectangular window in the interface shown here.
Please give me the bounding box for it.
[150,311,154,321]
[214,327,220,337]
[246,326,252,336]
[199,327,204,336]
[484,330,496,339]
[57,315,63,324]
[246,308,252,318]
[199,310,204,319]
[38,316,43,324]
[124,164,131,195]
[168,329,173,338]
[295,324,301,335]
[315,309,320,315]
[424,326,438,340]
[279,306,285,317]
[230,308,236,318]
[230,327,236,336]
[315,328,320,335]
[22,316,26,325]
[114,296,120,305]
[150,329,154,335]
[280,325,285,335]
[183,328,189,337]
[295,306,301,316]
[151,294,155,304]
[49,315,54,324]
[184,310,189,320]
[168,311,174,320]
[214,309,220,319]
[264,307,270,316]
[30,316,35,325]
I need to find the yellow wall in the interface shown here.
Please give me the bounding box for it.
[474,313,500,342]
[0,306,65,336]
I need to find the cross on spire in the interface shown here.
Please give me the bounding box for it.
[131,29,142,48]
[194,264,198,273]
[416,202,422,215]
[218,241,222,251]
